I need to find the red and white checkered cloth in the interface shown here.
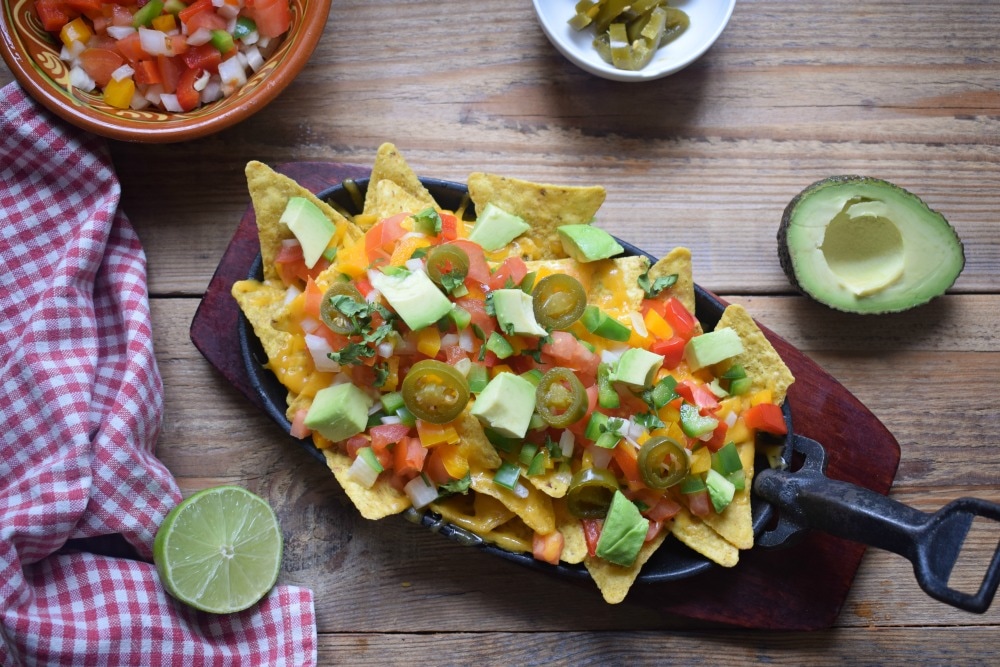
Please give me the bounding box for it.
[0,83,316,666]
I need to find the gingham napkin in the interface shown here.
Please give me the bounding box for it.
[0,83,316,666]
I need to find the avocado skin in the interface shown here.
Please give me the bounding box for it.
[777,175,965,314]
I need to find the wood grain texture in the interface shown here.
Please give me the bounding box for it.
[5,0,1000,662]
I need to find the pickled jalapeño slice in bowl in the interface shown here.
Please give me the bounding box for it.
[154,485,284,614]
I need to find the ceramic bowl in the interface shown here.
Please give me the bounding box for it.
[533,0,735,82]
[0,0,330,142]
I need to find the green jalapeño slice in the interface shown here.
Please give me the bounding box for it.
[532,274,587,330]
[320,282,365,335]
[401,359,471,424]
[535,367,587,428]
[425,244,470,292]
[566,467,619,518]
[637,436,689,489]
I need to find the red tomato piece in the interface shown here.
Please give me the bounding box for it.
[438,212,459,241]
[424,447,453,486]
[676,379,719,414]
[704,421,729,452]
[447,240,490,286]
[370,423,412,451]
[744,403,787,435]
[344,434,370,457]
[489,256,528,290]
[34,0,73,32]
[245,0,290,38]
[454,297,496,339]
[581,518,603,558]
[115,33,147,63]
[645,496,682,522]
[289,408,310,439]
[394,436,427,478]
[686,489,712,517]
[532,531,564,565]
[132,59,162,85]
[611,442,643,488]
[541,331,599,381]
[365,213,409,260]
[78,47,124,87]
[182,43,222,72]
[157,55,183,93]
[63,0,101,13]
[302,277,323,319]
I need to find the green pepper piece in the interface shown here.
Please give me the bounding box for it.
[484,331,514,359]
[357,447,384,474]
[132,0,164,27]
[401,359,471,424]
[233,15,257,40]
[585,411,609,441]
[679,474,707,494]
[492,461,521,490]
[535,367,587,428]
[519,442,539,466]
[163,0,187,15]
[580,305,631,342]
[532,274,587,331]
[210,29,235,54]
[319,283,365,335]
[679,403,719,438]
[711,441,743,475]
[638,436,689,489]
[527,449,549,477]
[380,391,405,415]
[467,363,489,394]
[597,362,620,409]
[566,467,620,518]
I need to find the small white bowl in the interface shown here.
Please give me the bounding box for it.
[533,0,735,82]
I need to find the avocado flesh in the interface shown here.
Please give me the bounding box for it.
[778,176,964,314]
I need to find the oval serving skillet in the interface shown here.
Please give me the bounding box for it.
[239,177,1000,613]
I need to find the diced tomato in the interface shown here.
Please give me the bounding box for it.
[646,495,682,522]
[532,531,565,566]
[181,43,222,72]
[35,0,73,32]
[568,385,599,438]
[344,434,370,457]
[438,212,459,241]
[274,242,308,286]
[245,0,290,38]
[175,66,201,112]
[303,277,324,319]
[581,518,603,558]
[649,335,686,369]
[686,489,712,518]
[132,59,162,85]
[394,436,427,478]
[645,520,663,542]
[115,32,147,62]
[186,7,227,32]
[289,408,310,439]
[353,275,374,299]
[676,379,719,414]
[704,421,729,452]
[661,297,698,341]
[454,297,496,339]
[447,240,490,286]
[423,447,453,486]
[109,2,132,26]
[167,33,188,56]
[365,213,409,261]
[177,0,213,25]
[489,256,528,290]
[743,402,787,435]
[611,442,642,488]
[78,47,124,87]
[156,54,183,93]
[441,344,468,365]
[370,423,412,451]
[541,331,599,381]
[64,0,102,13]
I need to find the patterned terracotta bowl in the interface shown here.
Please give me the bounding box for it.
[0,0,330,142]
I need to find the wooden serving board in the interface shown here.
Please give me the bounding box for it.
[190,161,901,631]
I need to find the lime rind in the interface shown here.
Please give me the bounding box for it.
[154,485,283,614]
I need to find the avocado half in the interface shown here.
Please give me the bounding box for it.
[777,176,965,314]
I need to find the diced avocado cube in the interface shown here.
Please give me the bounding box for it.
[595,490,648,567]
[369,269,453,331]
[279,197,335,269]
[305,382,373,442]
[470,372,537,438]
[684,327,744,371]
[705,468,736,513]
[611,347,664,389]
[557,224,624,263]
[468,202,530,251]
[493,288,548,337]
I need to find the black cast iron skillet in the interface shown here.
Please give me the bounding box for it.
[239,177,1000,613]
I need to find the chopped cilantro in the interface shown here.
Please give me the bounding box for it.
[638,269,678,299]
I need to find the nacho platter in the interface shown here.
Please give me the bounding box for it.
[229,146,1000,612]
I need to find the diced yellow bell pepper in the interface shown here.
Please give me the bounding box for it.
[151,13,176,32]
[750,389,773,407]
[334,236,368,278]
[436,443,469,478]
[60,17,92,47]
[689,446,712,474]
[727,418,751,445]
[416,326,441,358]
[103,77,135,110]
[389,235,431,266]
[644,308,673,340]
[416,420,460,447]
[380,356,399,392]
[490,364,514,378]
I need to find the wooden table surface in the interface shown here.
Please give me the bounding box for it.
[4,0,1000,663]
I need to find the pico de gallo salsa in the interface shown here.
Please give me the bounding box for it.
[38,0,291,111]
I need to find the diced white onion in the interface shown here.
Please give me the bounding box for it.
[257,35,271,49]
[68,66,96,92]
[441,333,459,348]
[725,411,738,428]
[512,482,530,499]
[631,311,648,338]
[235,51,249,69]
[380,415,402,425]
[368,402,383,415]
[159,93,184,113]
[138,27,170,56]
[377,341,395,358]
[200,77,223,104]
[217,56,247,89]
[626,417,647,441]
[193,69,211,92]
[589,444,613,469]
[281,238,299,250]
[600,348,625,365]
[129,91,151,110]
[186,27,213,46]
[283,284,302,305]
[242,30,259,45]
[698,428,718,442]
[219,3,239,19]
[300,317,321,335]
[405,258,425,273]
[61,41,85,61]
[346,455,380,488]
[331,372,353,386]
[245,45,265,72]
[453,357,472,376]
[106,25,136,40]
[305,334,342,372]
[143,84,164,105]
[111,64,134,82]
[559,430,575,458]
[365,289,381,304]
[404,475,439,510]
[458,329,475,352]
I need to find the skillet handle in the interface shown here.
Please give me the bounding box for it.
[754,435,1000,613]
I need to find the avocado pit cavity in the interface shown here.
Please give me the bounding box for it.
[821,199,905,297]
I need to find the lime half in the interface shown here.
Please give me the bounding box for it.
[153,485,283,614]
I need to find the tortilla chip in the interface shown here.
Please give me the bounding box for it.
[431,492,516,536]
[527,467,571,498]
[467,172,605,261]
[588,256,648,315]
[245,161,362,283]
[584,532,668,604]
[231,279,292,362]
[322,449,411,520]
[363,143,435,217]
[701,440,755,549]
[649,247,697,316]
[554,503,586,564]
[717,304,795,404]
[470,468,556,535]
[670,508,739,568]
[364,178,438,223]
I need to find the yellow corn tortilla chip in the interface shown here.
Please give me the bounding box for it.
[584,532,668,604]
[554,503,586,564]
[588,256,648,316]
[527,467,571,498]
[231,280,292,362]
[717,304,795,404]
[322,450,411,520]
[670,508,739,568]
[364,178,438,223]
[701,440,755,550]
[430,492,516,536]
[363,143,435,217]
[470,468,556,535]
[649,247,697,317]
[245,161,362,283]
[467,172,606,260]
